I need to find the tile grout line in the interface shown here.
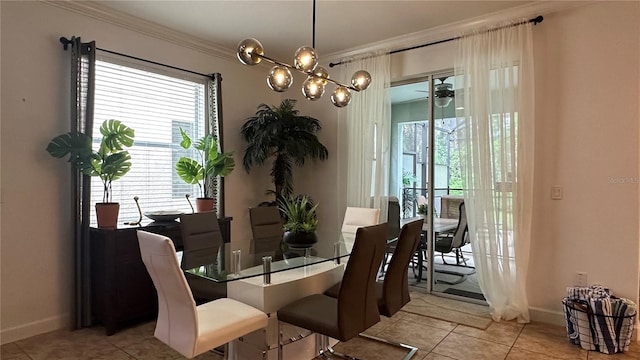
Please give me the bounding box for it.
[14,340,35,360]
[423,322,458,358]
[502,323,527,359]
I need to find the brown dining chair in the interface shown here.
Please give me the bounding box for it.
[277,223,388,359]
[381,196,401,276]
[325,219,424,359]
[180,211,227,302]
[249,206,284,262]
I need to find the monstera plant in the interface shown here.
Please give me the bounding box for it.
[46,119,135,228]
[175,128,235,212]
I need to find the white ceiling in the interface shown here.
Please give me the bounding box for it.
[94,0,535,61]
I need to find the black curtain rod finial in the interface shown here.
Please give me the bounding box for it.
[532,15,544,25]
[60,36,73,51]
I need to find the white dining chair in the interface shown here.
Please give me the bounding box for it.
[341,207,380,251]
[137,230,268,359]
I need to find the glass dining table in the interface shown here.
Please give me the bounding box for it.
[401,216,459,282]
[179,237,352,360]
[181,238,351,285]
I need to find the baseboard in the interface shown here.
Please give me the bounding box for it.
[1,314,70,345]
[529,306,639,342]
[528,306,565,327]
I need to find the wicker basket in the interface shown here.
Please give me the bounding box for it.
[563,297,636,354]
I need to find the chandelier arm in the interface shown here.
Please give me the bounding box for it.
[253,53,360,92]
[253,53,293,69]
[321,76,359,92]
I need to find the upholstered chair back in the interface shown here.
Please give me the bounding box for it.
[137,231,198,357]
[179,212,223,269]
[338,223,387,340]
[341,207,380,234]
[249,206,284,260]
[381,218,423,316]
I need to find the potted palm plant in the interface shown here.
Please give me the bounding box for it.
[46,119,135,228]
[175,128,235,212]
[241,99,328,204]
[278,194,319,249]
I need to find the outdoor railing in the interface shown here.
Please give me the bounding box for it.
[401,187,463,218]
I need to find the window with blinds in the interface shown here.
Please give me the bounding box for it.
[91,58,208,226]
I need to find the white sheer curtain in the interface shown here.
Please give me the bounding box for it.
[455,21,535,322]
[340,51,391,221]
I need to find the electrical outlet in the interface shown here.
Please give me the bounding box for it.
[576,272,588,287]
[551,185,563,200]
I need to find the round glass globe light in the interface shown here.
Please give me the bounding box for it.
[302,76,325,100]
[236,38,264,66]
[331,86,352,107]
[351,70,372,91]
[294,46,318,72]
[313,66,329,85]
[267,66,293,92]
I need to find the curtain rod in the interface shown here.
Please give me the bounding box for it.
[329,15,543,68]
[59,37,215,80]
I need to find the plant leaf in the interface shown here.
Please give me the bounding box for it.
[194,134,212,152]
[46,132,101,176]
[176,157,203,184]
[100,119,134,151]
[102,151,132,181]
[179,128,192,149]
[206,152,235,177]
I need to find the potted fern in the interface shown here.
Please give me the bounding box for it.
[175,128,235,212]
[46,119,135,228]
[278,194,319,249]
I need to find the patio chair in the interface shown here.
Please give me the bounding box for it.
[435,201,469,266]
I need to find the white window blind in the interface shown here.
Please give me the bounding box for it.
[91,57,208,226]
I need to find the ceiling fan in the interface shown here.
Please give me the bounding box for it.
[412,77,454,107]
[434,77,454,108]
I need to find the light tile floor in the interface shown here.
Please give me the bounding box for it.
[2,312,638,360]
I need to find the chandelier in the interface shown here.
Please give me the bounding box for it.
[236,0,371,108]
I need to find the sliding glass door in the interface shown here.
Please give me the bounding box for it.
[390,72,483,302]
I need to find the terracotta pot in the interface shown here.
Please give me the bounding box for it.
[195,198,215,213]
[95,202,120,229]
[283,231,318,249]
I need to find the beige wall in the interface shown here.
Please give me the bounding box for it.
[1,0,638,344]
[390,1,640,320]
[0,1,280,343]
[529,2,639,314]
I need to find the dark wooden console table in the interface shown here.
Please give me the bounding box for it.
[89,217,231,335]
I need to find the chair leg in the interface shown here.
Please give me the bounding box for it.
[221,343,229,360]
[278,322,284,360]
[359,333,418,360]
[325,345,361,360]
[317,333,330,359]
[311,334,360,360]
[457,248,468,266]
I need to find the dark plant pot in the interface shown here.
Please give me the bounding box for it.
[196,198,215,213]
[283,231,318,249]
[95,202,119,229]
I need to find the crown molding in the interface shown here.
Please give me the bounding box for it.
[42,0,235,61]
[326,1,588,62]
